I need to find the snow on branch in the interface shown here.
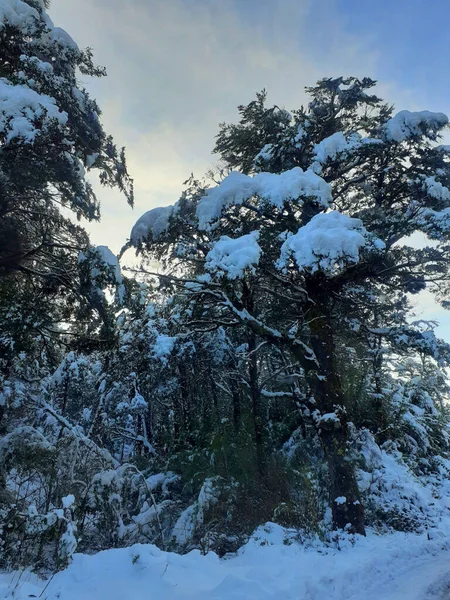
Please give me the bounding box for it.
[196,167,332,230]
[205,231,261,279]
[130,204,176,245]
[0,0,40,33]
[312,132,382,173]
[385,110,448,142]
[0,0,78,48]
[0,77,68,143]
[277,210,384,274]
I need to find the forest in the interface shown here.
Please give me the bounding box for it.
[2,0,450,580]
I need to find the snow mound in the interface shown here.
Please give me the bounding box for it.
[385,110,448,142]
[0,77,68,143]
[0,0,40,33]
[95,245,123,285]
[196,168,331,230]
[5,520,450,600]
[277,210,370,273]
[421,175,450,201]
[130,205,174,245]
[206,231,261,279]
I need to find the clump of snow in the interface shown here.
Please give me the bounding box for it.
[0,0,79,51]
[312,132,358,173]
[319,412,341,424]
[206,231,261,279]
[152,334,176,363]
[62,494,75,509]
[46,25,78,50]
[418,206,450,239]
[196,167,331,230]
[130,390,148,412]
[78,245,125,303]
[86,152,99,168]
[421,176,450,201]
[356,428,450,533]
[0,0,40,33]
[0,78,68,143]
[172,504,197,546]
[277,210,370,274]
[130,205,174,245]
[173,477,222,547]
[334,496,347,505]
[253,143,274,170]
[314,132,353,164]
[95,246,122,285]
[312,132,382,173]
[58,522,77,563]
[20,53,53,74]
[385,110,448,142]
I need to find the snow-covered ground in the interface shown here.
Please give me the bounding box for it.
[2,521,450,600]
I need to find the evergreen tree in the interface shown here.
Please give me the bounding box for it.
[0,0,132,568]
[131,77,450,534]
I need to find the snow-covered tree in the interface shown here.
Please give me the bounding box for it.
[130,77,450,534]
[0,0,132,568]
[0,0,133,359]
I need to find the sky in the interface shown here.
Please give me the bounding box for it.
[49,0,450,338]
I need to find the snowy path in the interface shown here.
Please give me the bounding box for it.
[2,524,450,600]
[350,549,450,600]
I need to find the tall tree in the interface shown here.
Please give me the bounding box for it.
[0,0,133,370]
[130,77,450,534]
[0,0,132,567]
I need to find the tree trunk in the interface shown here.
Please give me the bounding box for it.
[241,281,267,479]
[372,337,388,442]
[248,334,267,479]
[306,280,365,535]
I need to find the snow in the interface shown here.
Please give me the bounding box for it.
[312,132,382,173]
[421,176,450,201]
[130,205,174,245]
[0,0,40,33]
[196,168,332,230]
[0,77,68,143]
[86,152,99,168]
[172,504,197,546]
[312,132,360,173]
[20,53,53,74]
[152,334,176,363]
[385,110,448,142]
[277,210,369,274]
[95,245,123,285]
[4,520,450,600]
[320,412,341,424]
[130,390,148,411]
[0,1,78,48]
[62,494,75,509]
[48,25,79,50]
[334,496,347,505]
[253,143,274,169]
[59,522,78,562]
[206,231,261,279]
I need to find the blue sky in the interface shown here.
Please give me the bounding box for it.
[334,0,448,108]
[49,0,450,338]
